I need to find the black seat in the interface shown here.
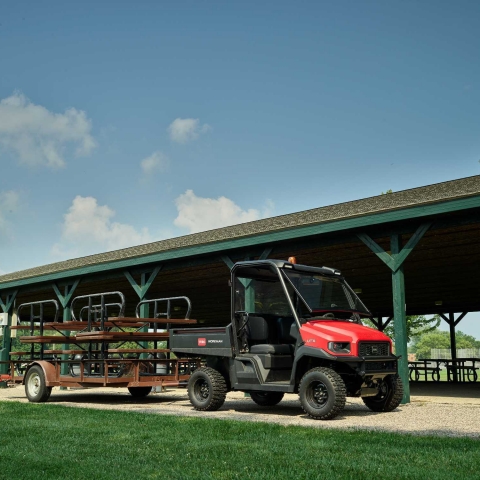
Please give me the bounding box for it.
[247,316,293,355]
[250,344,292,355]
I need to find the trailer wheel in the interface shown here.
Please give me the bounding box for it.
[25,365,52,403]
[299,367,346,420]
[188,367,227,411]
[128,386,152,398]
[362,374,403,412]
[250,391,284,407]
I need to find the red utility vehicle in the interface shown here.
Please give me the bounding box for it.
[170,259,403,420]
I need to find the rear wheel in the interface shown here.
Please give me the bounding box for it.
[25,365,52,403]
[362,375,403,412]
[250,391,284,407]
[128,386,152,398]
[188,367,227,411]
[299,367,346,420]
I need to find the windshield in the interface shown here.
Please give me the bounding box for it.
[283,270,370,317]
[233,263,370,325]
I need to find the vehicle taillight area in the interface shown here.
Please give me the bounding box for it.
[358,342,391,357]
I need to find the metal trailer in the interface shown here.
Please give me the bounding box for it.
[2,293,200,402]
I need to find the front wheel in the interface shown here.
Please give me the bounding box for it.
[188,367,227,411]
[250,391,284,407]
[362,375,403,412]
[128,386,152,398]
[25,365,52,403]
[298,367,346,420]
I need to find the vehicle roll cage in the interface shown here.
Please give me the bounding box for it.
[230,260,371,334]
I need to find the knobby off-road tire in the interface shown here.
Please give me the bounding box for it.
[188,367,227,411]
[299,367,346,420]
[25,365,52,403]
[250,391,284,407]
[362,374,403,412]
[128,386,152,398]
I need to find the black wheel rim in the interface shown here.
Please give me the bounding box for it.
[306,381,329,408]
[376,381,389,400]
[194,379,210,402]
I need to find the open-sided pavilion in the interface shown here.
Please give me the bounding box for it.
[1,174,479,402]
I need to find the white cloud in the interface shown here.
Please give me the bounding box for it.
[174,190,274,234]
[0,190,19,234]
[167,118,211,143]
[0,92,96,168]
[51,196,151,259]
[140,151,169,175]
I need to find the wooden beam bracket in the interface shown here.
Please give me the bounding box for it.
[357,222,432,272]
[124,265,162,300]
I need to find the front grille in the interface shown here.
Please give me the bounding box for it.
[359,342,390,357]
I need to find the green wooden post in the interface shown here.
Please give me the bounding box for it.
[439,312,466,383]
[139,273,150,358]
[0,291,17,374]
[358,223,431,404]
[391,234,410,403]
[124,266,161,358]
[53,280,80,378]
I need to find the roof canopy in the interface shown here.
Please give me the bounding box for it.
[1,175,479,321]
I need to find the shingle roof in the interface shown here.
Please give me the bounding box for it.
[1,175,479,285]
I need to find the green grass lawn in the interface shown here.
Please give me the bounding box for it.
[0,402,478,480]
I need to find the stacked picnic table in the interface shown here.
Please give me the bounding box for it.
[6,293,201,388]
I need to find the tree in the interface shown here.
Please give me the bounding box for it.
[410,328,480,359]
[455,331,480,349]
[364,315,441,343]
[410,330,450,359]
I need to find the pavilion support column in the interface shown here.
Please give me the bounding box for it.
[449,315,458,383]
[0,291,17,374]
[125,266,162,358]
[53,280,81,378]
[357,222,432,404]
[391,234,409,403]
[439,312,466,383]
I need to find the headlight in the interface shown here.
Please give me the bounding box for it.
[328,342,351,354]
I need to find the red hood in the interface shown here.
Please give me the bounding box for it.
[300,320,392,356]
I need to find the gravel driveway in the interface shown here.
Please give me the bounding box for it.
[2,382,480,438]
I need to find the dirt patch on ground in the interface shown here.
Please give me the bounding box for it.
[2,383,480,438]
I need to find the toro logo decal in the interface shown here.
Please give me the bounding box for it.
[198,338,207,347]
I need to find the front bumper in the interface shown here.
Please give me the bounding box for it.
[334,354,398,376]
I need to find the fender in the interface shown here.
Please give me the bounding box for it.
[291,346,337,380]
[24,361,59,387]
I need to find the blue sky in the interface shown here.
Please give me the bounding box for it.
[0,1,479,336]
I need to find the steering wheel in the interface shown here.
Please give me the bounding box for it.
[320,312,335,319]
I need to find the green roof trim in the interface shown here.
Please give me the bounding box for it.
[1,175,479,291]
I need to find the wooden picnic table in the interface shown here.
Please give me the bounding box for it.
[443,358,479,383]
[408,359,442,382]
